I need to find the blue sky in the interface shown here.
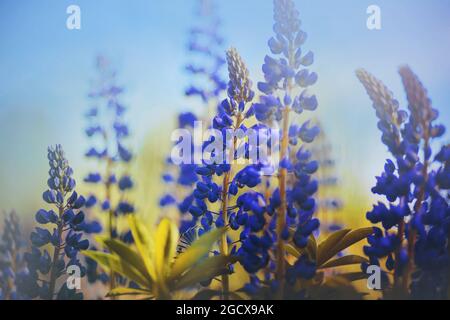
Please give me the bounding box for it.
[0,0,449,213]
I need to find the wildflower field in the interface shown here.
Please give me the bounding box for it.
[0,0,449,303]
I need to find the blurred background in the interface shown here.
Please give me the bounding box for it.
[0,0,449,225]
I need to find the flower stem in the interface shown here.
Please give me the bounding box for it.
[219,113,243,300]
[275,106,290,299]
[105,157,117,297]
[403,137,430,292]
[275,36,296,299]
[393,198,405,288]
[220,172,230,300]
[48,205,65,300]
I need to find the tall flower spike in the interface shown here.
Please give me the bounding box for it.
[84,56,135,294]
[357,69,415,290]
[273,0,301,38]
[188,47,257,300]
[185,0,226,103]
[311,122,343,233]
[358,67,450,298]
[398,66,446,295]
[17,145,88,300]
[356,69,406,156]
[244,0,321,299]
[399,66,444,142]
[161,0,227,236]
[356,69,405,128]
[226,47,253,104]
[0,212,26,300]
[399,66,433,125]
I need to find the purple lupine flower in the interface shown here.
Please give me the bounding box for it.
[0,212,26,300]
[160,0,227,234]
[17,145,87,300]
[83,56,135,288]
[309,122,344,233]
[239,0,321,297]
[184,0,226,102]
[357,66,449,298]
[189,47,257,299]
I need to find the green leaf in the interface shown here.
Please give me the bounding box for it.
[154,218,179,281]
[170,227,226,280]
[100,238,153,284]
[337,272,369,282]
[316,228,373,266]
[306,234,317,261]
[106,287,153,298]
[128,215,156,282]
[286,244,302,258]
[82,250,116,271]
[286,235,317,260]
[316,229,351,265]
[82,250,150,288]
[174,255,238,290]
[319,255,369,269]
[333,227,374,256]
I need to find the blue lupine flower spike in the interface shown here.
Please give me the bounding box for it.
[357,66,449,298]
[84,56,136,292]
[0,211,26,300]
[251,0,321,298]
[17,145,88,300]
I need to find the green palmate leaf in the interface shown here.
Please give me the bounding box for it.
[128,215,156,282]
[82,250,113,273]
[286,244,302,258]
[306,234,317,261]
[154,218,179,281]
[100,237,152,283]
[316,229,351,265]
[106,287,153,298]
[332,227,374,256]
[319,255,369,269]
[82,250,149,288]
[174,255,238,290]
[337,272,370,283]
[287,235,317,260]
[170,227,226,280]
[316,228,373,266]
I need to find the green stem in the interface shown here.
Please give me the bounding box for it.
[275,107,290,299]
[403,137,430,292]
[48,205,65,300]
[219,113,242,300]
[393,197,405,288]
[274,37,297,299]
[105,157,117,297]
[220,172,231,300]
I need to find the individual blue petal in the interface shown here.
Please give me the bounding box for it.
[84,173,102,184]
[118,176,134,191]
